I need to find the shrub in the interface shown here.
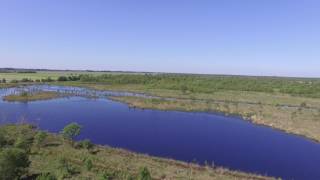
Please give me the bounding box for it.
[57,76,68,81]
[36,173,57,180]
[300,102,307,108]
[0,130,6,148]
[84,158,93,171]
[10,79,19,83]
[56,157,78,179]
[68,75,81,81]
[181,85,188,94]
[21,78,33,82]
[14,136,33,152]
[41,77,54,82]
[99,171,116,180]
[77,139,94,150]
[0,148,30,180]
[138,167,151,180]
[34,131,48,147]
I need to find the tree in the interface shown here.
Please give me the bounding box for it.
[61,123,82,146]
[0,148,30,180]
[34,131,48,148]
[138,167,151,180]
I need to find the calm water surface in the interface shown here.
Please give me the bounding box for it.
[0,86,320,180]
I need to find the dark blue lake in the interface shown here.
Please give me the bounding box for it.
[0,86,320,180]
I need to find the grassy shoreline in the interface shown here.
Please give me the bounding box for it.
[3,91,63,102]
[49,81,320,142]
[0,124,273,180]
[2,81,320,142]
[110,96,320,142]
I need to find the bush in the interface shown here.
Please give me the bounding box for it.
[0,148,30,180]
[84,158,93,171]
[41,77,54,82]
[300,102,307,108]
[57,76,68,81]
[14,136,33,152]
[21,78,33,82]
[10,79,19,83]
[138,167,151,180]
[0,129,7,148]
[56,157,78,179]
[99,171,116,180]
[68,75,81,81]
[77,139,94,150]
[34,131,48,147]
[36,173,57,180]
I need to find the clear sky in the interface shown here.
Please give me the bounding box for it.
[0,0,319,77]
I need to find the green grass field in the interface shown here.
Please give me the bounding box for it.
[0,71,101,81]
[0,70,149,82]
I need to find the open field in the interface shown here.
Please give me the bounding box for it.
[0,71,102,81]
[0,124,272,180]
[0,70,148,82]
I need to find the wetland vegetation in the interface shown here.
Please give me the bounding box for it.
[3,91,62,102]
[1,70,320,179]
[1,72,320,142]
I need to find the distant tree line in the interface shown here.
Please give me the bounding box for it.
[78,74,320,98]
[3,73,320,98]
[5,75,81,84]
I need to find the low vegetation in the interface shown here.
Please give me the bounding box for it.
[0,124,272,180]
[110,94,320,142]
[2,72,320,142]
[3,91,62,102]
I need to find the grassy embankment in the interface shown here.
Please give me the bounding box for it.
[3,91,62,102]
[0,124,272,180]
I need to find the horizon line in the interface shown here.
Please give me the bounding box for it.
[1,67,319,79]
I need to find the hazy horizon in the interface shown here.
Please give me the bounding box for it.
[1,0,320,77]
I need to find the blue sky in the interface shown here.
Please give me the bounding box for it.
[0,0,319,77]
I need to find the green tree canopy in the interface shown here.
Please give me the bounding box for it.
[61,123,82,140]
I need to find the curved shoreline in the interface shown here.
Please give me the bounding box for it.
[2,83,320,143]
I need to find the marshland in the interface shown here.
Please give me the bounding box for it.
[1,1,319,179]
[1,70,320,179]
